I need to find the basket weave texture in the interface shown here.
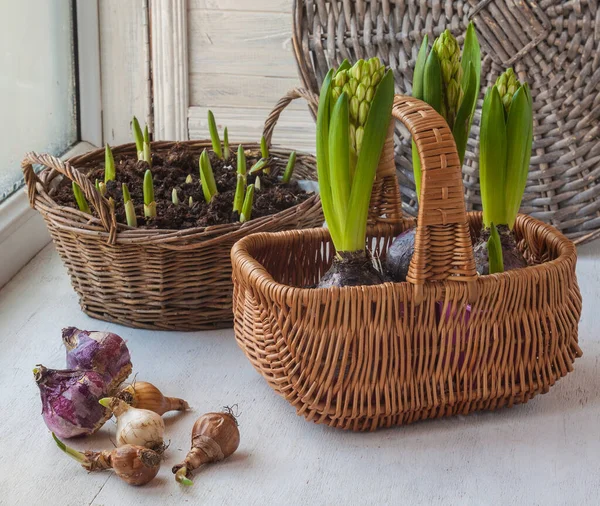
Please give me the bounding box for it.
[292,0,600,244]
[231,95,582,430]
[22,114,323,331]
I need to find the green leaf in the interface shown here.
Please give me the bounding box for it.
[480,86,508,228]
[344,70,395,252]
[422,49,443,115]
[132,116,143,155]
[328,93,351,245]
[460,21,481,113]
[452,61,478,165]
[282,151,296,184]
[487,223,504,274]
[143,169,154,206]
[504,84,533,229]
[260,135,269,159]
[240,184,255,223]
[411,139,422,202]
[199,149,218,203]
[248,158,267,175]
[72,182,90,214]
[412,35,429,100]
[233,173,246,214]
[122,183,131,203]
[223,127,230,159]
[237,144,246,176]
[207,110,223,159]
[104,144,115,183]
[316,69,343,250]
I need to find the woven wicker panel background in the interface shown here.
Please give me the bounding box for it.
[292,0,600,244]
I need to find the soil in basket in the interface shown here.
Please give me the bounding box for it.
[54,144,311,229]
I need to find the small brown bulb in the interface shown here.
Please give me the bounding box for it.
[111,445,161,486]
[117,381,189,416]
[172,410,240,486]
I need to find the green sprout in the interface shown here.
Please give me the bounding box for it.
[185,174,193,184]
[122,183,137,227]
[95,179,106,197]
[255,176,261,191]
[282,151,297,183]
[233,173,246,214]
[142,125,151,167]
[143,170,156,218]
[237,145,246,176]
[172,188,179,206]
[223,127,230,160]
[104,144,115,183]
[188,196,193,207]
[72,182,90,214]
[248,158,267,175]
[259,136,270,175]
[240,184,255,223]
[132,116,144,158]
[207,110,223,159]
[199,149,218,203]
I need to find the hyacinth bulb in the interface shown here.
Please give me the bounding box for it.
[34,366,112,439]
[62,327,132,394]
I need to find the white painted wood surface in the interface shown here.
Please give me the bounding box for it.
[99,0,150,144]
[187,0,315,150]
[1,241,600,505]
[151,0,189,141]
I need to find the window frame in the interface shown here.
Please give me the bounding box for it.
[0,0,102,288]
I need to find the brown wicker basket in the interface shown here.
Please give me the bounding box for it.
[231,95,582,431]
[292,0,600,245]
[21,104,323,331]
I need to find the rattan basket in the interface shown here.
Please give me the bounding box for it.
[21,104,323,331]
[292,0,600,245]
[231,96,582,431]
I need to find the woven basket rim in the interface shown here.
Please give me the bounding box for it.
[30,140,320,245]
[232,212,577,297]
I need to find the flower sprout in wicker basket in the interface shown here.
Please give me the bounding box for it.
[231,58,582,431]
[22,103,323,331]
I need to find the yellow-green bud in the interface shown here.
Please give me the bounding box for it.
[495,68,521,113]
[356,83,367,102]
[356,126,364,152]
[351,60,363,80]
[349,78,359,94]
[350,96,360,122]
[334,71,347,88]
[358,101,369,126]
[366,86,375,102]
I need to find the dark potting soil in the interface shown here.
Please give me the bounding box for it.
[53,145,312,229]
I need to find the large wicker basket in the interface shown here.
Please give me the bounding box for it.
[292,0,600,245]
[21,105,323,331]
[231,96,582,431]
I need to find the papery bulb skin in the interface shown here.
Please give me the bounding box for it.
[34,365,112,439]
[172,410,240,485]
[102,398,165,451]
[111,446,161,486]
[117,381,189,416]
[62,327,132,393]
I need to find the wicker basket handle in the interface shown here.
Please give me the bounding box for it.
[262,88,318,147]
[392,96,478,302]
[22,151,117,243]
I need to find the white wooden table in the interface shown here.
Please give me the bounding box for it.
[1,242,599,506]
